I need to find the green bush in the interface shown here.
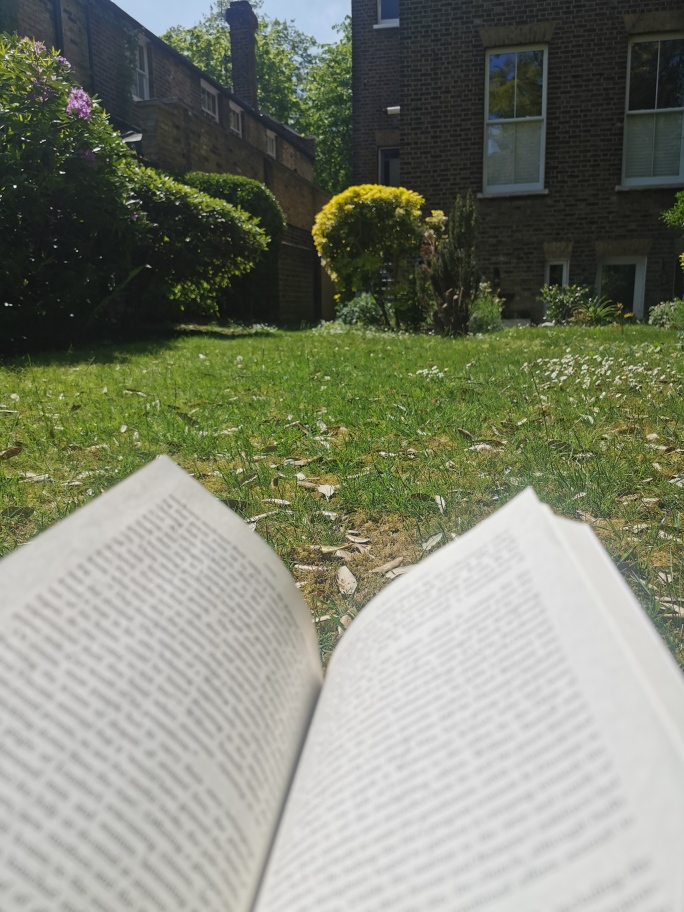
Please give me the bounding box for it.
[313,184,425,330]
[418,195,479,336]
[0,35,139,350]
[538,284,595,324]
[469,281,504,334]
[129,166,268,323]
[648,298,684,331]
[182,172,285,323]
[336,293,387,326]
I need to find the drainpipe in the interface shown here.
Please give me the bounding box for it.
[84,1,96,94]
[53,0,65,54]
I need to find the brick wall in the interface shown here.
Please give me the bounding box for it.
[352,0,401,184]
[13,0,332,322]
[354,0,684,317]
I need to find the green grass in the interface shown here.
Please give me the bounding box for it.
[1,323,683,667]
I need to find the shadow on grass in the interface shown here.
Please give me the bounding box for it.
[0,322,280,368]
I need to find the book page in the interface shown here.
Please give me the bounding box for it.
[256,489,684,912]
[0,457,322,912]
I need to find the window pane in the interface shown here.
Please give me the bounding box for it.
[653,111,683,176]
[629,41,659,111]
[380,0,399,19]
[548,263,565,287]
[601,264,636,310]
[515,50,544,118]
[380,148,400,186]
[514,121,542,183]
[625,114,656,178]
[658,39,684,109]
[487,123,515,185]
[488,53,516,120]
[138,45,146,71]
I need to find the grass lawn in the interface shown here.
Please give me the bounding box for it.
[1,323,683,667]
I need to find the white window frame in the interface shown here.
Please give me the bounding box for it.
[483,45,548,195]
[200,79,219,123]
[596,256,647,320]
[374,0,399,28]
[267,130,277,158]
[229,101,243,137]
[133,37,149,101]
[545,259,570,287]
[622,34,684,188]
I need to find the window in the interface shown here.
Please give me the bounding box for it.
[379,148,400,186]
[201,80,219,122]
[229,102,243,137]
[597,257,647,319]
[134,39,149,101]
[377,0,399,24]
[484,47,547,193]
[623,36,684,186]
[545,260,569,287]
[267,130,277,158]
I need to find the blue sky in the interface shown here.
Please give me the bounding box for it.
[114,0,350,43]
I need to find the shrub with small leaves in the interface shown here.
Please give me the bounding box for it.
[336,293,388,326]
[469,281,504,334]
[181,172,285,323]
[538,284,595,324]
[648,298,684,331]
[313,184,425,329]
[129,167,268,323]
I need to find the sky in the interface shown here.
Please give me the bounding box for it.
[114,0,350,44]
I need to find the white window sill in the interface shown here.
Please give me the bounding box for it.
[477,189,549,199]
[374,20,399,29]
[616,182,684,192]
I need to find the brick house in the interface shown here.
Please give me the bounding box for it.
[352,0,684,319]
[9,0,334,324]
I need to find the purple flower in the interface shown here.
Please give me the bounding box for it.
[57,55,71,69]
[66,88,92,121]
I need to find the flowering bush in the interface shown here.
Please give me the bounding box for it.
[0,36,270,349]
[313,184,425,329]
[469,281,504,334]
[648,298,684,331]
[0,35,139,349]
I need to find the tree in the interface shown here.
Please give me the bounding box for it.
[161,6,352,194]
[298,17,352,194]
[161,3,317,127]
[313,184,425,329]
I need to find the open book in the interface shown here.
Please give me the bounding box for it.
[0,456,682,912]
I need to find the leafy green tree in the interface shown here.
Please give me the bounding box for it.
[299,17,352,194]
[162,2,316,127]
[162,6,351,193]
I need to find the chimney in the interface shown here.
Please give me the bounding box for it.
[224,1,259,109]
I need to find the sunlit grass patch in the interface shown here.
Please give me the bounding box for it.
[1,324,682,667]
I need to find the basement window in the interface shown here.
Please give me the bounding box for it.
[201,80,219,122]
[229,102,243,137]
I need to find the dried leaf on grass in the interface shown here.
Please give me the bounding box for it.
[434,495,446,514]
[263,498,291,506]
[386,565,413,580]
[337,566,358,597]
[346,532,370,544]
[422,532,444,552]
[371,557,404,574]
[19,472,50,483]
[318,484,337,500]
[0,443,23,460]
